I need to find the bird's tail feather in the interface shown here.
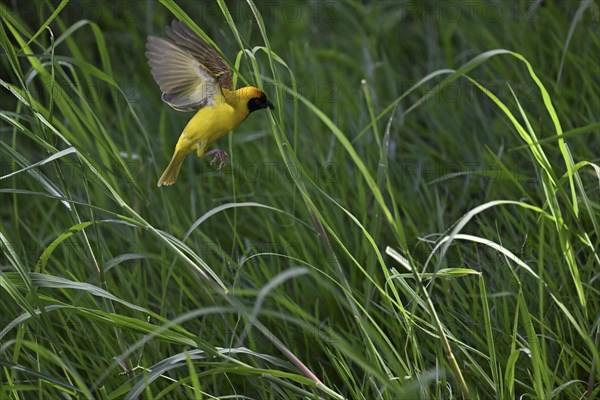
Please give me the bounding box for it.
[157,151,185,187]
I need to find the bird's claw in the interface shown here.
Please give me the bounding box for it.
[204,148,228,170]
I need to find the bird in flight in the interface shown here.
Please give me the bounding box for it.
[146,21,274,186]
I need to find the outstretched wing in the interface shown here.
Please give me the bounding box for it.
[164,21,233,91]
[145,21,233,112]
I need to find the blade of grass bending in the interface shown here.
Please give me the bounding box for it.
[16,0,68,53]
[183,202,311,241]
[0,147,76,181]
[357,49,517,142]
[0,142,73,210]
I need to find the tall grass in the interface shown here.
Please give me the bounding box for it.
[1,1,598,399]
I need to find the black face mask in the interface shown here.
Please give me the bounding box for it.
[247,96,274,113]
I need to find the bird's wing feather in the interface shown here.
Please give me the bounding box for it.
[146,36,223,112]
[164,21,234,91]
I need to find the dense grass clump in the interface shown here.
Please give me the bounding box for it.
[1,1,598,399]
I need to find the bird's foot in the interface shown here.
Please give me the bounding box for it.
[204,148,228,170]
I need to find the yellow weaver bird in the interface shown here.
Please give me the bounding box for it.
[146,21,273,187]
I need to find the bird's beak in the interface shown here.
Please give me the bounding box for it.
[266,100,274,110]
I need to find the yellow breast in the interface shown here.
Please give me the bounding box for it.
[175,103,248,156]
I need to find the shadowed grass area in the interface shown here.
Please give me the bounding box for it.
[1,0,599,399]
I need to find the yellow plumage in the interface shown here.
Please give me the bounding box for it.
[146,21,273,186]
